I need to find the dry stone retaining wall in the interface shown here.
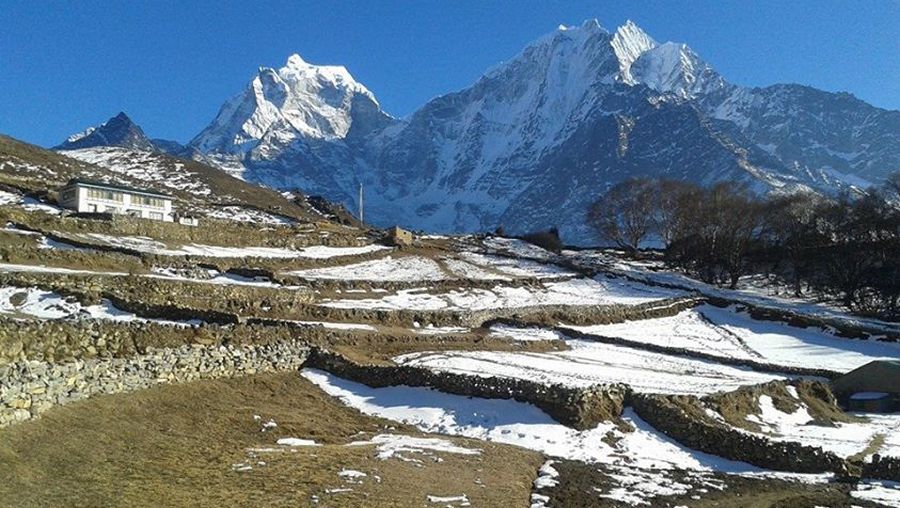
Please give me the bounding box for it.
[863,455,900,482]
[630,392,851,476]
[304,348,628,430]
[0,340,310,428]
[0,317,316,364]
[240,295,703,329]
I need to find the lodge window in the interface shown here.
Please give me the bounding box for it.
[133,195,165,208]
[87,188,124,202]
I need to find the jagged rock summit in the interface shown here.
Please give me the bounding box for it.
[56,112,156,151]
[57,112,184,154]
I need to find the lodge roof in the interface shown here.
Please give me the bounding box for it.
[63,178,173,199]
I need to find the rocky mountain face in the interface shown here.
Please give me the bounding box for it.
[64,20,900,244]
[56,112,171,152]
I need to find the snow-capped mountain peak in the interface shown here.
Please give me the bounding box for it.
[630,41,728,98]
[278,53,377,105]
[190,53,382,155]
[610,20,657,83]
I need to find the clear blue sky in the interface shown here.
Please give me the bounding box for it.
[1,0,897,147]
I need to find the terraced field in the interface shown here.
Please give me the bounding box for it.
[1,186,899,507]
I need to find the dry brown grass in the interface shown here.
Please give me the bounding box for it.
[0,372,541,508]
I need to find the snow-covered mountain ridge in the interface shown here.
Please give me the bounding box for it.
[63,20,900,244]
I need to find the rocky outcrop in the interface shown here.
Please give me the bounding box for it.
[0,340,310,428]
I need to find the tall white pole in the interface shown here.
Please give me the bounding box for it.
[358,183,364,223]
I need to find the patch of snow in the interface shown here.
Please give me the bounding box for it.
[460,252,572,279]
[482,237,556,260]
[393,340,784,396]
[490,324,564,342]
[0,286,200,325]
[204,205,296,225]
[346,433,481,462]
[0,190,21,205]
[18,196,63,215]
[289,320,377,332]
[148,267,288,288]
[276,438,320,447]
[414,326,469,336]
[38,236,92,252]
[323,275,681,311]
[851,480,900,506]
[427,494,470,505]
[287,256,446,281]
[441,257,511,281]
[0,263,128,277]
[572,304,900,372]
[709,395,900,459]
[533,460,559,489]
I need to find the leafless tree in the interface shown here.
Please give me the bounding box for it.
[587,177,656,253]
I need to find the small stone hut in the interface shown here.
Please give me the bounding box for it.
[384,226,413,247]
[831,360,900,412]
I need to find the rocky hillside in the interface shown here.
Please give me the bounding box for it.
[1,134,339,225]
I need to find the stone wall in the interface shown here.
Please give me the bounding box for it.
[304,348,628,430]
[0,340,310,428]
[275,296,701,332]
[863,454,900,482]
[0,316,323,364]
[630,393,851,476]
[273,274,561,294]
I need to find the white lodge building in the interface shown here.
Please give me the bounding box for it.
[59,179,174,222]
